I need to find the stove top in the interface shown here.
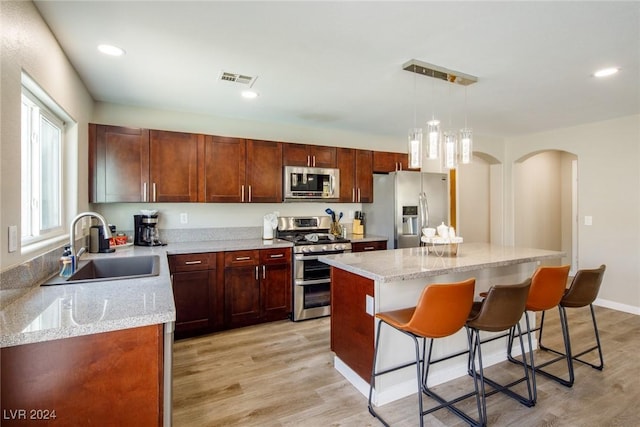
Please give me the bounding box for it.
[276,216,351,253]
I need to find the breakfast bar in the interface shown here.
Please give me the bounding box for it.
[319,243,565,406]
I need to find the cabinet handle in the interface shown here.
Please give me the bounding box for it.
[241,185,245,202]
[142,182,148,202]
[312,155,316,167]
[235,256,251,261]
[363,246,375,251]
[152,182,157,202]
[184,260,202,265]
[352,188,355,203]
[248,185,252,203]
[262,265,266,279]
[357,188,361,203]
[307,155,311,167]
[269,254,284,258]
[255,266,259,281]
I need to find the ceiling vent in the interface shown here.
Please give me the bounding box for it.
[219,71,257,87]
[403,59,478,86]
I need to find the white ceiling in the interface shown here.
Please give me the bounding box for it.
[34,1,640,141]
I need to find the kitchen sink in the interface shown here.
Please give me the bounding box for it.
[43,255,160,285]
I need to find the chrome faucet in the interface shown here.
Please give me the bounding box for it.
[69,211,112,272]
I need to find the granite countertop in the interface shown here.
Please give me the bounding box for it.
[319,242,565,283]
[347,233,387,243]
[0,238,292,348]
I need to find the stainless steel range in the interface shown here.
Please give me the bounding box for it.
[276,216,351,321]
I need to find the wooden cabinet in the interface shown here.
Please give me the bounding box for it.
[373,151,416,173]
[204,136,282,203]
[89,124,150,203]
[337,148,373,203]
[283,143,336,168]
[89,124,201,203]
[1,325,164,426]
[169,252,222,339]
[224,247,291,329]
[352,240,387,252]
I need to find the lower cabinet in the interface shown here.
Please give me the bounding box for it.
[169,252,222,339]
[1,325,164,426]
[170,247,292,337]
[352,240,387,252]
[224,247,292,329]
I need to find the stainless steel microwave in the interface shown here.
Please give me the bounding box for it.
[283,166,340,201]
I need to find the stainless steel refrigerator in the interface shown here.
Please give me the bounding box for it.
[362,171,449,249]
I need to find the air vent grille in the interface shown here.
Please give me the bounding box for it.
[219,71,257,86]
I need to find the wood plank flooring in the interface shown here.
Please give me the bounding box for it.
[173,306,640,426]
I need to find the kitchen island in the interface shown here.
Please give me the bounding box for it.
[320,242,565,406]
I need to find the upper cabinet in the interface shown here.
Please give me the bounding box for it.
[203,136,282,203]
[337,148,373,203]
[373,151,416,173]
[89,124,150,203]
[283,143,336,168]
[89,124,201,203]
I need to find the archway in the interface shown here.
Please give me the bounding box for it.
[513,150,577,271]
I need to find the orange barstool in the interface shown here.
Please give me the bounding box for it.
[466,279,534,426]
[506,265,570,394]
[536,264,606,386]
[368,278,480,427]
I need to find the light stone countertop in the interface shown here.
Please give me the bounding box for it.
[0,238,292,348]
[347,233,387,243]
[319,242,565,283]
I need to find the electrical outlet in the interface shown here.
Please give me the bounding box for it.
[180,213,188,224]
[8,225,17,253]
[584,216,593,226]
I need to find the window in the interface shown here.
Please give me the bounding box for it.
[21,83,65,245]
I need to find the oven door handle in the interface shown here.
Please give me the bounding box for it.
[295,254,321,261]
[294,278,331,286]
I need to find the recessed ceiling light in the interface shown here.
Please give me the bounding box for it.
[593,67,619,78]
[97,44,125,57]
[241,90,258,99]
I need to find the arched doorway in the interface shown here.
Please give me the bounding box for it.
[513,150,578,271]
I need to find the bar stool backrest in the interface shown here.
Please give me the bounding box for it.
[467,279,532,332]
[526,265,571,312]
[406,278,476,338]
[561,264,606,308]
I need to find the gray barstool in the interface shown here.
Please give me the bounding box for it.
[536,264,606,386]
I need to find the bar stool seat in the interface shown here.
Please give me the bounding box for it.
[466,279,534,426]
[368,278,479,427]
[536,264,606,386]
[506,265,570,391]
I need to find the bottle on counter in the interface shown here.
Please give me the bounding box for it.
[59,245,73,278]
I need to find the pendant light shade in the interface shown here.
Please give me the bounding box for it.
[408,128,423,169]
[443,131,458,170]
[459,128,473,164]
[426,119,441,159]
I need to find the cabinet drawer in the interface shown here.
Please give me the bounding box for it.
[169,253,215,272]
[352,241,387,252]
[260,247,291,265]
[225,250,259,267]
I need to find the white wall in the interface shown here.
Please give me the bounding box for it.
[0,1,94,271]
[506,115,640,312]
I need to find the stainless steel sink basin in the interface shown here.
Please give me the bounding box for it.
[43,255,160,285]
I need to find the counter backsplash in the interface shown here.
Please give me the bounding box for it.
[0,227,262,292]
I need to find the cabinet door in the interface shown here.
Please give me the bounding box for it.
[203,136,246,202]
[90,124,150,203]
[225,265,261,327]
[150,130,200,202]
[283,143,311,166]
[173,270,212,337]
[337,148,356,202]
[261,263,291,320]
[310,146,337,168]
[355,149,373,203]
[246,139,283,202]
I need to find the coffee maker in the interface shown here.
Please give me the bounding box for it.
[134,214,163,246]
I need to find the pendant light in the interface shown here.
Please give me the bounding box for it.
[459,86,473,164]
[426,68,441,160]
[407,65,422,169]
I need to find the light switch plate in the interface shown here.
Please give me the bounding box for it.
[180,213,188,224]
[365,294,374,316]
[584,216,593,226]
[8,225,18,252]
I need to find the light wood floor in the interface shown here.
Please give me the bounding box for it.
[173,306,640,426]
